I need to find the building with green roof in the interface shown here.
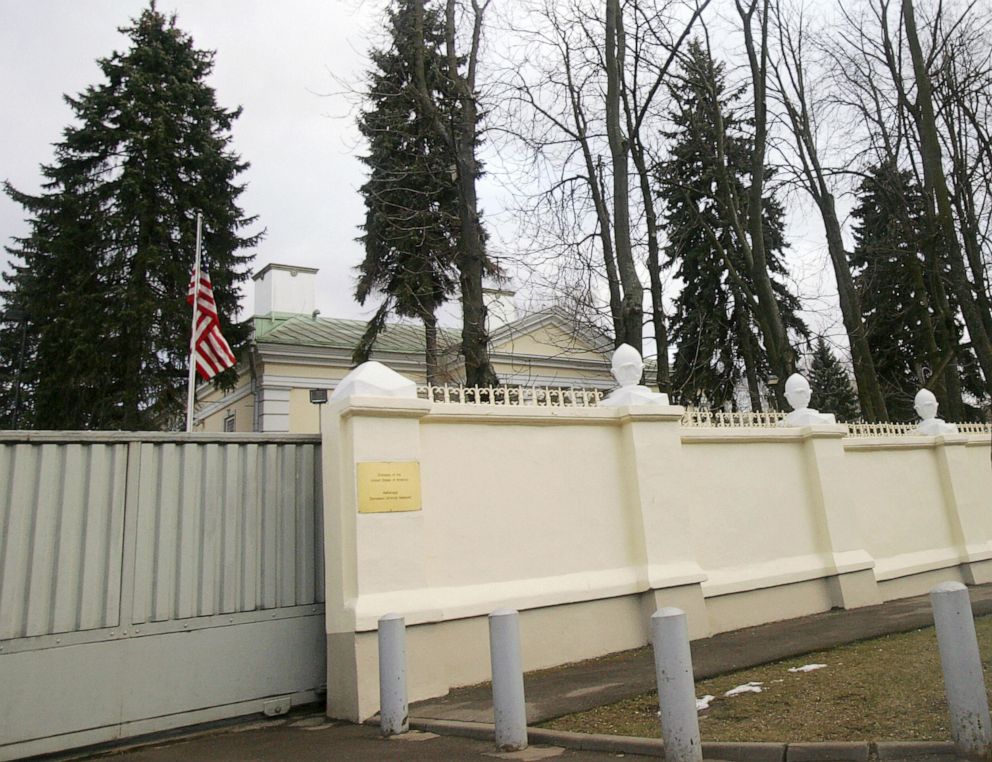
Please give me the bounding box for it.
[196,264,617,432]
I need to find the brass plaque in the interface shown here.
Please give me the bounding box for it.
[357,461,422,513]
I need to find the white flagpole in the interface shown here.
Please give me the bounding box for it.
[185,212,203,432]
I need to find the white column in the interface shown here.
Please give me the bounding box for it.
[931,581,992,759]
[489,608,527,751]
[651,608,702,762]
[377,613,408,736]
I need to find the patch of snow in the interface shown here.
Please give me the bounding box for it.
[788,663,827,673]
[723,682,764,697]
[696,695,715,711]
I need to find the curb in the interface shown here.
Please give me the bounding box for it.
[875,741,959,760]
[408,718,962,761]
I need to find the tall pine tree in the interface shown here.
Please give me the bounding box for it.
[656,40,806,411]
[808,337,860,423]
[1,5,258,430]
[354,0,460,383]
[850,163,980,421]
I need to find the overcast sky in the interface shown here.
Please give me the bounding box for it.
[0,0,392,321]
[0,1,844,354]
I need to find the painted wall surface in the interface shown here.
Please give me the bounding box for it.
[0,433,325,761]
[196,381,254,432]
[320,398,992,721]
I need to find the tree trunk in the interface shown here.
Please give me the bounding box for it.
[446,0,498,387]
[423,312,439,385]
[769,16,889,419]
[412,0,498,387]
[902,0,992,395]
[452,134,498,387]
[737,306,764,411]
[904,243,951,413]
[736,0,796,407]
[629,136,670,393]
[944,111,992,343]
[605,0,643,355]
[819,193,888,420]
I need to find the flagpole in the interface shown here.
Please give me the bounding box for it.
[185,212,203,432]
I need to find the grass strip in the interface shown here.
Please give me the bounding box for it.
[541,616,992,742]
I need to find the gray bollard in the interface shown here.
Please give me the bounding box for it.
[652,607,703,762]
[378,613,408,736]
[930,582,992,760]
[489,608,528,751]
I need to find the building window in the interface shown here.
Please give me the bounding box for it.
[224,413,236,432]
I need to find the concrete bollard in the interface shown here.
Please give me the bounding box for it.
[930,582,992,760]
[378,613,408,736]
[489,608,528,751]
[652,607,703,762]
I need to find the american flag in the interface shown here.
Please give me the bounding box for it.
[187,270,236,380]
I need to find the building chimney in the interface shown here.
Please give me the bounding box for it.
[253,263,318,316]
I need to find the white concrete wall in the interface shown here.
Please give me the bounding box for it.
[321,398,992,721]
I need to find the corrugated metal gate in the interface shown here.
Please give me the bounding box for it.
[0,432,325,760]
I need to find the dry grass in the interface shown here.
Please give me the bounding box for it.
[541,617,992,742]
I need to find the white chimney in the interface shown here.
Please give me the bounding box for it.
[253,263,318,316]
[484,282,518,333]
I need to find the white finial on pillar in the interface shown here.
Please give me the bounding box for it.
[778,373,835,426]
[600,344,669,407]
[912,388,958,435]
[330,362,416,401]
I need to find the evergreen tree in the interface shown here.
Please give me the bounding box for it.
[808,337,860,422]
[656,40,806,411]
[354,0,459,383]
[1,6,257,430]
[850,163,980,421]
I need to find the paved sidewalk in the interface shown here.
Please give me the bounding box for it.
[81,583,992,761]
[410,583,992,725]
[91,719,630,761]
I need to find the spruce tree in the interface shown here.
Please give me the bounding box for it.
[656,40,806,410]
[849,163,979,421]
[354,0,459,383]
[1,6,257,430]
[808,337,860,422]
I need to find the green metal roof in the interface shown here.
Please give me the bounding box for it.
[255,314,459,354]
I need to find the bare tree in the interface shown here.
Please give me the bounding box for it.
[827,0,980,418]
[901,0,992,398]
[619,0,711,391]
[498,0,706,389]
[930,8,992,355]
[769,0,888,419]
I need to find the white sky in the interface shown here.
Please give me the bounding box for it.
[0,0,388,322]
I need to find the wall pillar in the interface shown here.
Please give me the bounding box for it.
[934,435,992,585]
[321,395,435,721]
[618,406,710,640]
[801,426,881,609]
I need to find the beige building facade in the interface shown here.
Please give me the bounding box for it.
[196,263,616,433]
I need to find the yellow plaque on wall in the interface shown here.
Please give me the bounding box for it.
[357,461,422,513]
